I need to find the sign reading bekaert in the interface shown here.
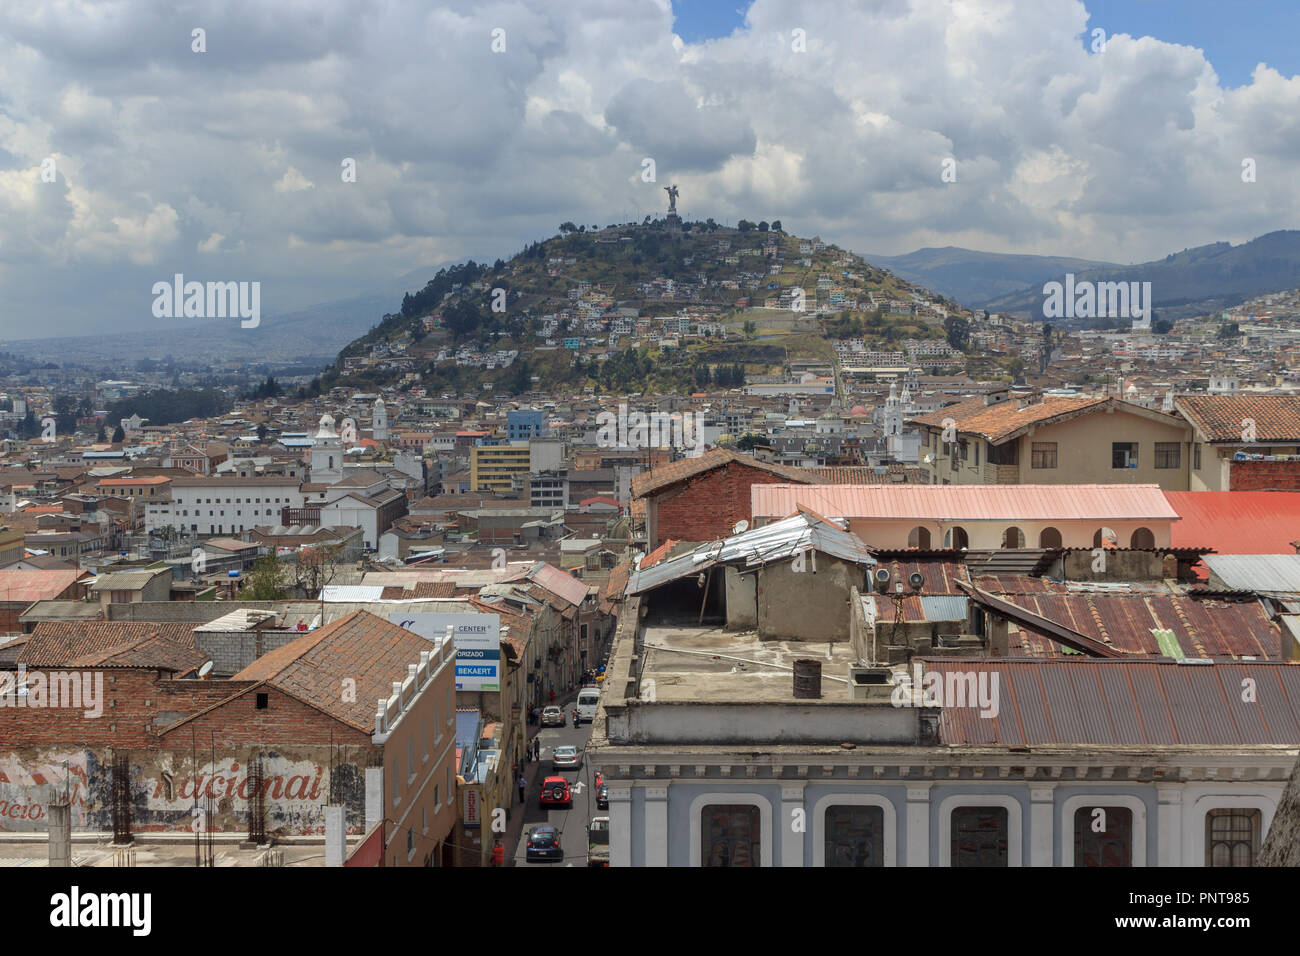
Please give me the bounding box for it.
[389,612,501,691]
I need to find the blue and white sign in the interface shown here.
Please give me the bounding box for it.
[389,612,501,691]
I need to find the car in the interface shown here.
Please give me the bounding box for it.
[526,825,563,863]
[552,745,582,771]
[596,783,608,811]
[540,776,572,808]
[541,706,564,727]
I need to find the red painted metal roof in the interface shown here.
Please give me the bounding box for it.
[753,484,1179,522]
[925,658,1300,746]
[1166,491,1300,554]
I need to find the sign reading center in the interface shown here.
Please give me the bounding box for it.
[389,612,501,691]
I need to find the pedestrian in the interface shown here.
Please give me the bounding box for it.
[517,773,527,804]
[549,688,555,704]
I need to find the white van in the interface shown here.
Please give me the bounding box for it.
[576,686,600,724]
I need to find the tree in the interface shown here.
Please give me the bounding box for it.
[256,423,268,443]
[291,542,347,597]
[743,320,757,339]
[771,220,782,232]
[96,424,106,442]
[736,433,763,451]
[559,222,577,235]
[241,556,288,600]
[737,220,755,232]
[758,221,769,232]
[944,315,970,352]
[111,425,125,443]
[1217,321,1240,340]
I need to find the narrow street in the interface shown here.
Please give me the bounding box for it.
[510,712,602,867]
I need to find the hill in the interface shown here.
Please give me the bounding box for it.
[984,230,1300,322]
[323,220,979,396]
[866,246,1116,309]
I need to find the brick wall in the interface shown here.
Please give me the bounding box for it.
[651,464,798,547]
[1229,460,1300,491]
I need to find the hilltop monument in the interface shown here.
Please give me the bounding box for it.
[664,183,681,231]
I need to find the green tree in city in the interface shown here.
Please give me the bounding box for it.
[241,556,288,601]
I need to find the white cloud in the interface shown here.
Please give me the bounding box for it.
[0,0,1295,336]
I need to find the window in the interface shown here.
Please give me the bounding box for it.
[422,807,428,834]
[434,784,440,809]
[407,826,415,857]
[1194,443,1202,469]
[1073,806,1132,867]
[392,760,399,803]
[1112,442,1138,469]
[255,693,268,709]
[988,442,1018,465]
[407,740,416,782]
[907,526,931,549]
[1155,442,1180,469]
[959,440,968,462]
[1031,442,1058,469]
[945,526,969,549]
[1206,809,1260,867]
[1130,527,1155,549]
[951,806,1008,867]
[974,443,979,467]
[1001,526,1024,549]
[824,805,884,867]
[701,805,761,867]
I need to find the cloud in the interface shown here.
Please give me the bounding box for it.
[0,0,1296,336]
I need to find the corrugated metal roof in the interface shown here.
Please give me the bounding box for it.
[919,595,969,621]
[1166,491,1300,554]
[752,483,1179,522]
[1203,554,1300,593]
[627,509,875,595]
[927,658,1300,746]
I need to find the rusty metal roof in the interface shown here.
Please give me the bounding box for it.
[925,658,1300,747]
[752,483,1179,522]
[1001,592,1281,659]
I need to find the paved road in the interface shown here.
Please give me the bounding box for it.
[512,716,603,867]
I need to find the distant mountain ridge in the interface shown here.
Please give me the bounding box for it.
[982,230,1300,320]
[868,246,1117,308]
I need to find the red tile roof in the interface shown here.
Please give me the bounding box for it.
[21,621,203,670]
[229,610,441,733]
[907,394,1110,442]
[1177,395,1300,443]
[0,570,90,603]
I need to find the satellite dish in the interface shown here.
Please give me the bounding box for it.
[198,661,214,679]
[732,519,749,534]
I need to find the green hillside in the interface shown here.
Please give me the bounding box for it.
[322,220,979,395]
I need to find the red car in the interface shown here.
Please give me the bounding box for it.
[540,776,572,808]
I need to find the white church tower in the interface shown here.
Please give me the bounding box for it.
[311,413,344,485]
[373,397,388,441]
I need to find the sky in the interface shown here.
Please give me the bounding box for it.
[1,0,1297,339]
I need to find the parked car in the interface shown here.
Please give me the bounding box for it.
[587,817,610,867]
[596,783,608,811]
[540,776,572,808]
[541,706,564,727]
[552,745,582,770]
[526,825,563,863]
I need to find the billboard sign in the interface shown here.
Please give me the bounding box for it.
[389,612,501,691]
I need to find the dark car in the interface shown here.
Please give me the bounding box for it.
[526,825,563,863]
[596,783,608,811]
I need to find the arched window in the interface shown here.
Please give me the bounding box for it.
[1002,527,1024,549]
[908,526,931,549]
[945,526,969,550]
[1131,527,1155,549]
[1093,527,1118,549]
[1039,527,1063,549]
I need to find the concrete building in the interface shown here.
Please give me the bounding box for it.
[750,483,1179,551]
[909,393,1192,490]
[471,444,531,492]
